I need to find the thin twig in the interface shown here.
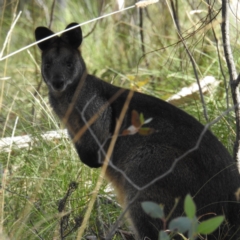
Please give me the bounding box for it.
[204,2,228,102]
[29,220,44,240]
[139,8,149,68]
[167,0,209,122]
[48,0,56,29]
[83,0,105,38]
[206,0,232,149]
[221,0,240,168]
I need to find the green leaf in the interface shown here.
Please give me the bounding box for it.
[139,112,145,125]
[141,201,164,219]
[169,216,191,234]
[158,230,170,240]
[138,127,155,136]
[184,194,196,219]
[197,216,224,235]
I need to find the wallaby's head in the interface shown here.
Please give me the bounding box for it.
[35,23,86,93]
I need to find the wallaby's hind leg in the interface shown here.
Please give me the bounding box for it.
[125,189,182,240]
[127,200,161,239]
[228,193,240,239]
[117,145,190,239]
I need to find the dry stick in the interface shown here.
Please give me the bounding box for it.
[222,0,240,168]
[209,15,228,107]
[48,0,56,29]
[139,8,149,68]
[29,220,44,240]
[207,0,232,148]
[207,0,229,97]
[166,0,209,122]
[76,90,134,240]
[170,0,179,32]
[83,0,105,39]
[58,182,78,239]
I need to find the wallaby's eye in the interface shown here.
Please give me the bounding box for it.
[44,63,51,69]
[66,62,73,68]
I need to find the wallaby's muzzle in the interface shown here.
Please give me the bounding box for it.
[51,80,65,92]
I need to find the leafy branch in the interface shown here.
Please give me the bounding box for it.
[142,194,224,240]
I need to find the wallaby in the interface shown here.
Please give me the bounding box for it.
[35,23,240,240]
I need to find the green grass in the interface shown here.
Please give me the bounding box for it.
[0,0,238,239]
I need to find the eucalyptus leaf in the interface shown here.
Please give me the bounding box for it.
[141,201,164,219]
[197,216,224,234]
[169,216,191,234]
[184,194,196,219]
[158,230,170,240]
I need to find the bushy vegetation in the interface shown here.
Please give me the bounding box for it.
[0,0,238,239]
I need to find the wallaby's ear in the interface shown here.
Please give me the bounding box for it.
[61,23,82,48]
[35,27,57,51]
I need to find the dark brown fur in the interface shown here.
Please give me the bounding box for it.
[35,23,240,239]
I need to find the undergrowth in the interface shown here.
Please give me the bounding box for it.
[0,0,238,239]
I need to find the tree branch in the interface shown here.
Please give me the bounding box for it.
[221,0,240,168]
[167,0,209,122]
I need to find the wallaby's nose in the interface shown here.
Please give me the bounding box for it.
[52,80,64,91]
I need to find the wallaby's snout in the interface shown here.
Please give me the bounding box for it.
[51,79,65,92]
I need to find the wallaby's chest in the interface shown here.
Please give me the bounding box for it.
[49,93,85,137]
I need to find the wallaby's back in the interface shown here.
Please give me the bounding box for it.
[35,23,240,240]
